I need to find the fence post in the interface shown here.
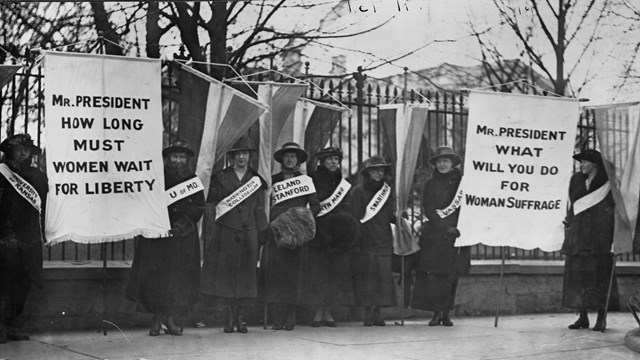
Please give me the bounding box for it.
[353,66,366,167]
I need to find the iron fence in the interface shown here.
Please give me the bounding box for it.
[1,60,637,262]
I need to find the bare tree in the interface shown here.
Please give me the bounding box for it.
[469,0,612,96]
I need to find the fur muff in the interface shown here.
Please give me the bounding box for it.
[327,210,359,251]
[271,207,316,249]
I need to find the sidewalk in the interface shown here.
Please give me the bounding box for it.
[2,313,639,360]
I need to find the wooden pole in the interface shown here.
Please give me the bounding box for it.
[400,255,405,326]
[102,242,108,335]
[263,245,268,330]
[494,246,506,327]
[601,254,617,333]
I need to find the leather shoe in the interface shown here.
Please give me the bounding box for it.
[236,322,248,334]
[149,317,161,337]
[428,313,442,326]
[363,308,373,326]
[6,328,30,341]
[441,312,453,327]
[311,321,322,328]
[322,320,337,328]
[568,318,589,330]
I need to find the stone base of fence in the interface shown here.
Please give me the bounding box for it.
[18,260,638,332]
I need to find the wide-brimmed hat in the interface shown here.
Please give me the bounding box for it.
[274,142,309,164]
[573,149,603,166]
[162,139,195,157]
[0,134,41,156]
[359,155,391,175]
[316,146,343,161]
[428,146,462,166]
[227,136,255,154]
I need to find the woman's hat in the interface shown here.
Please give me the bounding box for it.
[316,146,343,161]
[428,146,462,166]
[274,142,309,164]
[227,136,255,154]
[162,139,195,158]
[573,149,603,166]
[0,134,42,156]
[359,155,391,175]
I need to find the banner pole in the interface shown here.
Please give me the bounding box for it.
[602,254,617,333]
[102,242,108,336]
[494,246,506,327]
[400,255,405,326]
[263,245,268,330]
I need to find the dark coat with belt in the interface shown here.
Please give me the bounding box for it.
[126,167,204,315]
[201,167,268,299]
[417,169,470,276]
[0,161,47,322]
[262,170,320,305]
[561,170,614,255]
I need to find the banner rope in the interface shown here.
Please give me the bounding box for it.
[463,79,570,99]
[226,68,352,112]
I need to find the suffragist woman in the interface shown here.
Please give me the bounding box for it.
[263,142,320,330]
[412,146,470,327]
[126,140,205,336]
[201,137,269,334]
[0,134,47,343]
[302,147,358,327]
[350,155,397,326]
[562,149,617,332]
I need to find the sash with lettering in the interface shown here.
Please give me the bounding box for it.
[0,163,42,213]
[167,176,205,206]
[317,178,352,217]
[215,176,262,221]
[572,181,611,216]
[360,182,391,224]
[433,187,464,220]
[272,174,316,205]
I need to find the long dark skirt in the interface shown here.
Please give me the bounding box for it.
[261,242,306,305]
[562,253,619,310]
[352,253,396,307]
[0,263,32,323]
[126,235,201,316]
[412,271,459,311]
[300,248,355,307]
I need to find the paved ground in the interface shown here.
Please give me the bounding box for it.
[2,313,639,360]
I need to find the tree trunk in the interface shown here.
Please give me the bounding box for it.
[145,2,161,59]
[208,0,228,80]
[90,1,123,55]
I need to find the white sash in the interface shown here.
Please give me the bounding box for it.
[436,187,463,219]
[318,178,351,217]
[215,176,262,221]
[360,182,390,224]
[272,174,316,205]
[166,176,205,206]
[573,181,610,216]
[0,163,41,212]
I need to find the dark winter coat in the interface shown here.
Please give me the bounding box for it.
[300,165,358,306]
[201,167,268,299]
[417,168,470,275]
[561,170,615,255]
[0,161,47,322]
[262,170,320,305]
[350,177,396,255]
[126,167,204,315]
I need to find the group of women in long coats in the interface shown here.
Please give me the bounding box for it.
[0,134,47,343]
[125,134,621,335]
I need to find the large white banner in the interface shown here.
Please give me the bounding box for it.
[44,52,170,244]
[456,90,579,251]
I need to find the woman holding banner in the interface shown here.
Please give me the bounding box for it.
[263,142,320,331]
[302,147,358,327]
[562,149,617,332]
[201,137,269,334]
[0,134,47,344]
[412,146,470,327]
[350,155,397,326]
[126,140,205,337]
